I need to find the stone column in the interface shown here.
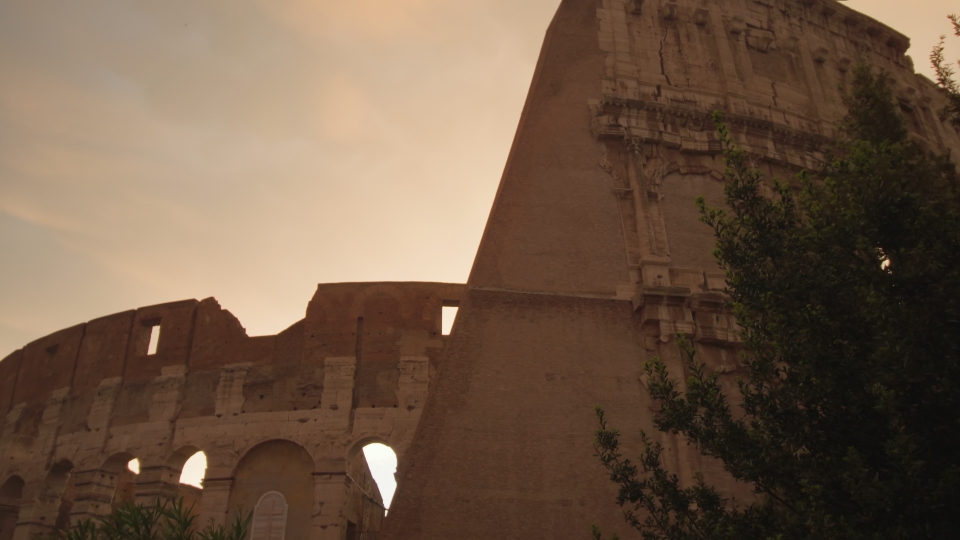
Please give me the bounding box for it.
[133,465,180,505]
[321,357,356,431]
[396,356,429,411]
[10,503,51,540]
[0,503,19,540]
[68,469,118,526]
[311,473,351,540]
[197,476,233,528]
[10,487,53,540]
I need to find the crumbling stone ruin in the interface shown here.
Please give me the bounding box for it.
[2,1,959,539]
[0,283,463,539]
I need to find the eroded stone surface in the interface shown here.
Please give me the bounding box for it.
[3,1,959,539]
[0,282,463,540]
[383,1,960,539]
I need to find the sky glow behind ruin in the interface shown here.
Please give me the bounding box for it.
[0,0,954,519]
[0,0,954,365]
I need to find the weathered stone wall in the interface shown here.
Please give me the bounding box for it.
[383,1,960,539]
[3,1,958,539]
[0,281,463,540]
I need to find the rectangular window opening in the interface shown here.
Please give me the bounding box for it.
[146,324,161,355]
[441,306,459,336]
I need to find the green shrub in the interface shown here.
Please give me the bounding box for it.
[50,497,250,540]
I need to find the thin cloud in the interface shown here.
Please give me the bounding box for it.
[254,0,457,45]
[1,0,945,358]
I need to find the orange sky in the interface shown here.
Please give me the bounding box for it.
[0,0,956,356]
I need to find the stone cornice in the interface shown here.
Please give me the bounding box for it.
[591,96,828,169]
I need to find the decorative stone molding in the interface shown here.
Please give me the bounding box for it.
[590,97,827,169]
[689,292,741,346]
[813,47,829,63]
[633,285,696,343]
[728,15,746,35]
[745,28,776,52]
[660,0,678,21]
[694,7,709,26]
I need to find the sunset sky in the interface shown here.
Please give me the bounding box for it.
[0,0,955,360]
[1,0,955,509]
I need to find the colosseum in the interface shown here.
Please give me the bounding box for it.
[0,282,465,539]
[2,1,958,539]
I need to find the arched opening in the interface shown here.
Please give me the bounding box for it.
[34,459,74,533]
[66,452,137,526]
[179,451,206,488]
[170,448,207,512]
[0,476,24,540]
[339,440,394,538]
[441,305,459,335]
[229,440,314,540]
[362,443,397,509]
[100,453,138,511]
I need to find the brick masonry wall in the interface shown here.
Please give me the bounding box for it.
[382,1,960,539]
[0,282,463,540]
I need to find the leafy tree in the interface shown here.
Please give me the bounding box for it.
[931,14,960,127]
[49,497,250,540]
[594,63,960,540]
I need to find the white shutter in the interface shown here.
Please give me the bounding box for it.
[251,491,288,540]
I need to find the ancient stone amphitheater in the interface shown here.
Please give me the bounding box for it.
[2,1,957,539]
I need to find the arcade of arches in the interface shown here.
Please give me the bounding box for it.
[0,282,456,539]
[0,439,390,540]
[3,0,960,538]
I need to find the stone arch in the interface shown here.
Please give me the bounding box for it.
[130,445,209,505]
[351,284,410,319]
[0,476,24,540]
[200,448,240,478]
[68,451,138,526]
[228,440,314,540]
[359,290,403,325]
[233,434,315,467]
[166,445,202,473]
[345,434,405,493]
[362,283,405,301]
[355,289,407,409]
[343,437,394,534]
[306,291,338,323]
[165,446,206,509]
[420,285,466,323]
[29,459,74,534]
[346,433,408,475]
[101,452,138,509]
[345,435,394,463]
[250,491,288,540]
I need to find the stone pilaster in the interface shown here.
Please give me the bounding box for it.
[68,468,120,525]
[215,364,251,417]
[311,472,350,540]
[133,465,181,505]
[396,356,429,412]
[197,475,233,528]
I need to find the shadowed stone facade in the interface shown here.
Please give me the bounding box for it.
[0,282,464,540]
[2,1,958,539]
[382,0,959,538]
